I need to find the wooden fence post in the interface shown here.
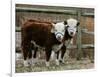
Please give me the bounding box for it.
[76,9,82,60]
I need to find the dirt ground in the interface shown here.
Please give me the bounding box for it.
[15,52,94,73]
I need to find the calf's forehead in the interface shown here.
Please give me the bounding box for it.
[55,22,65,30]
[67,19,77,26]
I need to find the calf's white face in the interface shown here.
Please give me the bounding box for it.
[67,18,79,37]
[51,22,66,42]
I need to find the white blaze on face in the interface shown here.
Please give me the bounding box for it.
[67,18,78,36]
[51,22,66,42]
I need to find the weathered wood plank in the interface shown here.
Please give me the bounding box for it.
[76,9,82,60]
[16,7,77,15]
[16,7,94,16]
[82,29,94,35]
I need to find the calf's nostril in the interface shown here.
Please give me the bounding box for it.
[70,32,73,35]
[58,35,61,39]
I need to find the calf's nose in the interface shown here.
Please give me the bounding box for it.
[70,32,73,35]
[58,35,61,39]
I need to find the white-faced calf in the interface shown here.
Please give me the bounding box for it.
[54,18,80,64]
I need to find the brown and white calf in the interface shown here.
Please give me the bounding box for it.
[55,18,80,63]
[21,19,67,67]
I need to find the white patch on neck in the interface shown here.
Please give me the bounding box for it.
[65,39,72,48]
[52,43,63,52]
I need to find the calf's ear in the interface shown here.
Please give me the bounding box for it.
[64,21,67,25]
[77,22,80,26]
[65,25,69,30]
[51,23,55,33]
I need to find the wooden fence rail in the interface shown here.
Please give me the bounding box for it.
[16,7,94,17]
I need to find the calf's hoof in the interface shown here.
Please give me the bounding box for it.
[56,59,59,66]
[59,59,64,64]
[23,60,30,67]
[45,62,50,67]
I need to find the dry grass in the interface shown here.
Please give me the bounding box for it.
[15,58,94,73]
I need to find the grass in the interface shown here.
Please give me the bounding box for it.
[15,58,94,73]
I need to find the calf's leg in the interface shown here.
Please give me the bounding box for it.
[55,51,60,65]
[59,44,66,63]
[22,41,32,67]
[45,48,52,67]
[32,47,38,64]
